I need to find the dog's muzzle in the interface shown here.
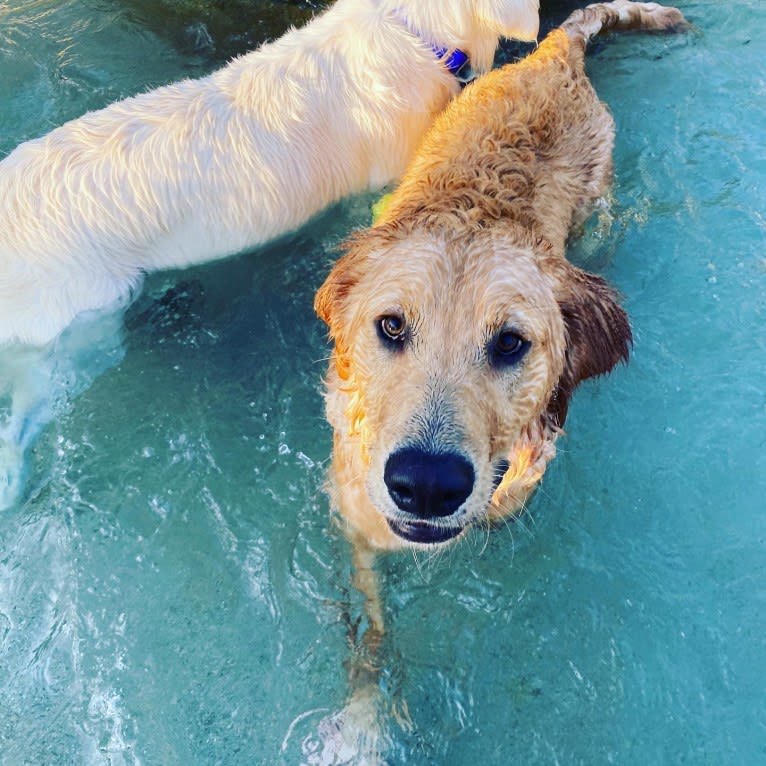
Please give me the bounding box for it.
[383,447,474,544]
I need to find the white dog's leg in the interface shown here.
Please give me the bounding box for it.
[0,346,54,509]
[0,307,126,510]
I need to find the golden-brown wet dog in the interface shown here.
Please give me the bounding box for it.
[316,0,688,554]
[312,4,687,760]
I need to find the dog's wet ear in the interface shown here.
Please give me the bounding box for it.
[547,262,632,427]
[315,228,398,336]
[314,252,354,331]
[314,233,375,339]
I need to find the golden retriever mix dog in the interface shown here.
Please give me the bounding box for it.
[0,0,539,348]
[316,0,688,554]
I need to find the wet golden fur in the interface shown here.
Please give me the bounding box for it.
[316,1,687,551]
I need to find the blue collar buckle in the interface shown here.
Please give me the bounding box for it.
[393,10,472,82]
[431,45,473,84]
[432,45,470,79]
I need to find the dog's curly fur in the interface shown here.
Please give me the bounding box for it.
[316,0,687,551]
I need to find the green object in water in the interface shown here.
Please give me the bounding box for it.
[371,192,393,224]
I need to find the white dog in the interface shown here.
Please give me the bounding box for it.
[0,0,538,347]
[0,0,538,510]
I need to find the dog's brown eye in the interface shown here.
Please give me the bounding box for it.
[496,330,523,354]
[490,329,529,367]
[377,314,406,347]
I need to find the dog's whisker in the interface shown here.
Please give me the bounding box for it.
[477,522,492,557]
[410,547,428,580]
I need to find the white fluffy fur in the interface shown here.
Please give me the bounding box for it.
[0,0,538,347]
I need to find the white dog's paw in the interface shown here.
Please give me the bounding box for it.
[0,436,25,511]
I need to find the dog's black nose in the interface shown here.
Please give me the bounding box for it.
[384,448,475,519]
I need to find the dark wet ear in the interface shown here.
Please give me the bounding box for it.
[547,263,632,428]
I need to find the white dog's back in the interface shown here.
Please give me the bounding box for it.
[0,0,539,347]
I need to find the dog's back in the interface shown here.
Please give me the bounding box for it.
[376,0,687,253]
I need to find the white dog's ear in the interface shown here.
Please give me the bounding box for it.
[468,0,539,70]
[546,262,632,427]
[482,0,540,42]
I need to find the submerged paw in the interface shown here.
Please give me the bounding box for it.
[0,438,25,511]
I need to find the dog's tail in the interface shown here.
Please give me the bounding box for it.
[562,0,689,47]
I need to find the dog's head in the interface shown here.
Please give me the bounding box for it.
[315,223,630,549]
[383,0,540,71]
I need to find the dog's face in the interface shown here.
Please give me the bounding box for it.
[316,224,630,549]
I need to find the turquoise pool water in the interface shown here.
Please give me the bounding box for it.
[1,1,764,764]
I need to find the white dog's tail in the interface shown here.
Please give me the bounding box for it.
[562,0,689,46]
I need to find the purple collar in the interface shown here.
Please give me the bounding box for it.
[431,45,470,77]
[394,11,470,79]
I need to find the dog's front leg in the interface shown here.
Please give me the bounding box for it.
[350,542,385,667]
[343,541,388,740]
[306,540,390,765]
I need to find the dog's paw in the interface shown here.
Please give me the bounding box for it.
[0,436,25,511]
[300,685,389,766]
